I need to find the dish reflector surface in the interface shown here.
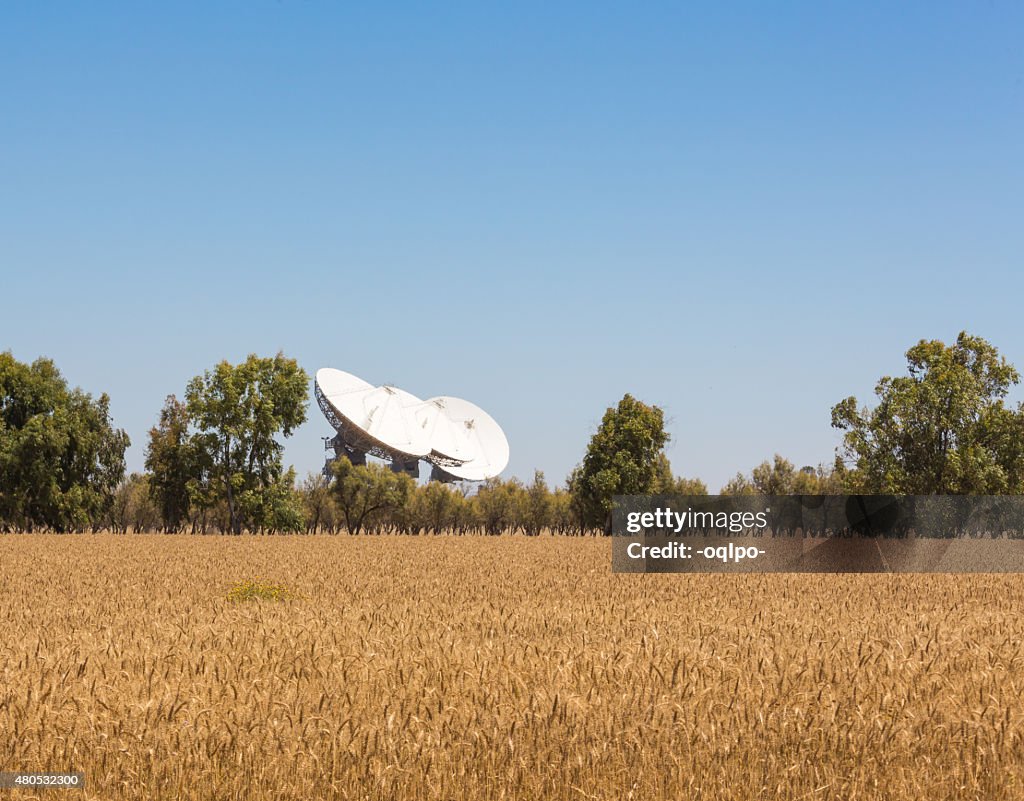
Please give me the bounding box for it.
[316,370,432,458]
[315,368,374,398]
[426,396,510,481]
[411,399,480,465]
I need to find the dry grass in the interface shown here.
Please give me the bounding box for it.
[1,534,1023,800]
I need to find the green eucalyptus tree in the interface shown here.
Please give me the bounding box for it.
[569,394,670,533]
[0,352,129,531]
[184,353,308,534]
[144,395,197,532]
[331,457,414,535]
[832,332,1024,494]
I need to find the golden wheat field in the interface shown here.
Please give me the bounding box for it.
[2,535,1024,800]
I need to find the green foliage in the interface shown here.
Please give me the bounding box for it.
[404,480,467,535]
[652,453,708,495]
[720,472,755,496]
[721,455,841,495]
[184,353,309,533]
[832,332,1024,494]
[570,394,670,533]
[751,455,799,494]
[524,471,553,536]
[0,352,129,532]
[144,395,197,532]
[109,473,161,533]
[238,467,307,534]
[226,578,301,602]
[301,471,338,533]
[331,457,415,535]
[791,464,844,495]
[474,476,528,535]
[309,470,585,537]
[549,488,577,535]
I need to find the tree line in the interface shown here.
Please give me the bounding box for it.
[3,331,1024,534]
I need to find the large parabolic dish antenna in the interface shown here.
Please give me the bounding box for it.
[315,369,431,459]
[425,396,510,481]
[315,368,374,405]
[315,368,509,482]
[411,398,480,466]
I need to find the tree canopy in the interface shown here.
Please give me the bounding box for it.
[144,395,196,532]
[331,457,415,535]
[721,455,840,495]
[570,394,670,533]
[832,332,1024,494]
[0,352,129,531]
[180,353,309,533]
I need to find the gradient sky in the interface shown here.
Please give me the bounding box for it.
[2,2,1022,491]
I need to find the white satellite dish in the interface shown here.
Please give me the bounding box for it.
[337,385,432,458]
[314,368,373,440]
[315,368,374,407]
[425,396,510,481]
[315,369,431,460]
[411,398,480,466]
[315,368,509,482]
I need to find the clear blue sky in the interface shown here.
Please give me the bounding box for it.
[3,2,1022,491]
